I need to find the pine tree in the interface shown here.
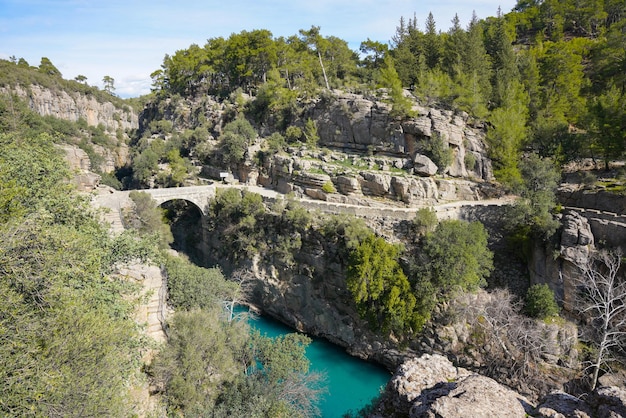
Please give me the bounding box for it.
[486,14,519,107]
[423,12,442,69]
[454,12,491,116]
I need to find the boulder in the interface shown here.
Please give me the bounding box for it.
[359,171,392,197]
[58,144,101,191]
[379,354,534,418]
[334,175,362,195]
[293,172,331,188]
[534,391,593,418]
[72,171,101,191]
[390,176,438,205]
[386,354,472,414]
[402,116,432,138]
[413,154,438,176]
[410,374,533,418]
[591,386,626,418]
[59,144,92,171]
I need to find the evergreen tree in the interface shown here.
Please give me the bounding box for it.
[379,55,414,118]
[418,219,493,297]
[423,12,442,69]
[442,14,465,80]
[486,81,529,185]
[38,57,61,77]
[486,14,520,107]
[587,84,626,169]
[453,12,491,117]
[346,234,421,335]
[390,14,422,87]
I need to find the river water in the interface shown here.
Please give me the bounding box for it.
[247,311,390,418]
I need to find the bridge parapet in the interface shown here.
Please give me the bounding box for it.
[98,185,515,225]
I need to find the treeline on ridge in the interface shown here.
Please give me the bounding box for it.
[147,0,625,186]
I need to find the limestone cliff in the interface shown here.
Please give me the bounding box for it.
[2,84,137,175]
[254,148,491,206]
[5,84,138,131]
[259,91,493,205]
[305,91,493,181]
[529,206,626,312]
[139,90,494,200]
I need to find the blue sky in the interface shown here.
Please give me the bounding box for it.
[1,0,517,98]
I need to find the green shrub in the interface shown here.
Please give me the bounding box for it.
[304,118,319,148]
[165,256,238,310]
[126,191,173,248]
[464,151,477,171]
[581,171,597,186]
[426,132,453,174]
[525,283,559,319]
[413,208,438,236]
[100,172,122,190]
[285,125,303,142]
[322,180,336,193]
[418,219,493,296]
[219,117,257,164]
[265,132,286,153]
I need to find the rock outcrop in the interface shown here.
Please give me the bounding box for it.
[257,149,487,206]
[375,354,626,418]
[138,90,494,206]
[305,91,493,182]
[558,184,626,215]
[591,386,626,418]
[3,84,135,173]
[373,354,533,418]
[5,84,138,132]
[58,144,101,191]
[410,375,532,418]
[529,210,595,311]
[534,391,594,418]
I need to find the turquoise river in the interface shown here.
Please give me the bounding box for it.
[247,311,391,417]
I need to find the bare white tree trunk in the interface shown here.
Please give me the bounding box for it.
[575,249,626,391]
[318,50,330,90]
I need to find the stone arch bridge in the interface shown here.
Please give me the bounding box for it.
[135,185,221,215]
[93,183,513,226]
[92,184,626,243]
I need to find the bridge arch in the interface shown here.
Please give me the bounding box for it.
[152,197,206,216]
[139,185,217,216]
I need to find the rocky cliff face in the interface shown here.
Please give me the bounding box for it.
[249,91,494,204]
[529,207,626,312]
[3,84,136,174]
[57,144,101,191]
[373,354,533,417]
[140,90,494,205]
[374,353,626,418]
[253,148,490,207]
[204,234,401,367]
[6,84,138,132]
[529,210,594,309]
[306,91,493,181]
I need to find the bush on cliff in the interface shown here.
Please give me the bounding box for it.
[417,219,493,296]
[165,255,239,311]
[347,234,423,335]
[525,283,560,319]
